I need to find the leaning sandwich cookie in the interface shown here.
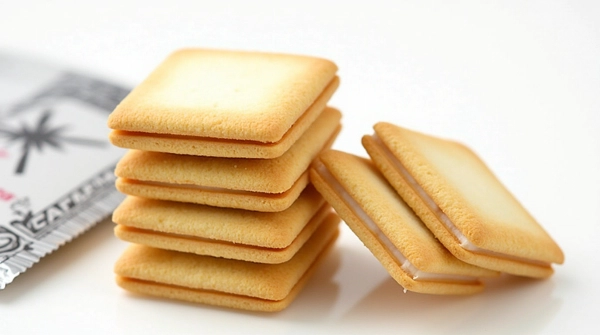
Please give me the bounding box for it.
[114,213,340,312]
[362,122,564,278]
[108,48,339,159]
[310,150,497,295]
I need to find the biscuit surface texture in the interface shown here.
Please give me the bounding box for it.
[363,122,564,278]
[107,49,338,144]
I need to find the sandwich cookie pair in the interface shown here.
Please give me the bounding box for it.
[310,150,497,295]
[362,123,564,278]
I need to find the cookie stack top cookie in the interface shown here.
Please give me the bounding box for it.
[108,48,339,159]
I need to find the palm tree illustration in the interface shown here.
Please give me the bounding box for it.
[0,110,106,174]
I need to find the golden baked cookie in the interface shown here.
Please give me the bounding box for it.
[362,122,564,278]
[108,48,339,158]
[113,186,331,263]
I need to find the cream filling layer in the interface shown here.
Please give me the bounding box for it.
[371,134,550,268]
[315,161,479,284]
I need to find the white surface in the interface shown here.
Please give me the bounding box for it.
[1,1,599,334]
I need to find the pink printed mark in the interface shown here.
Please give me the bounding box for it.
[0,188,15,202]
[0,149,8,158]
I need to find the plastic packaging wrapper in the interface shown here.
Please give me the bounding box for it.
[0,53,128,289]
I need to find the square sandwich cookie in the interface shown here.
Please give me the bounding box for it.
[114,107,341,212]
[362,123,564,278]
[113,186,332,264]
[114,212,340,312]
[310,150,497,295]
[108,48,339,159]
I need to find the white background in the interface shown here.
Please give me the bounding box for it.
[1,1,599,334]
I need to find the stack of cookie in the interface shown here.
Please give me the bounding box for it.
[107,49,342,312]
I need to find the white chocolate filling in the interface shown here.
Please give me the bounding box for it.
[371,134,550,268]
[314,160,479,284]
